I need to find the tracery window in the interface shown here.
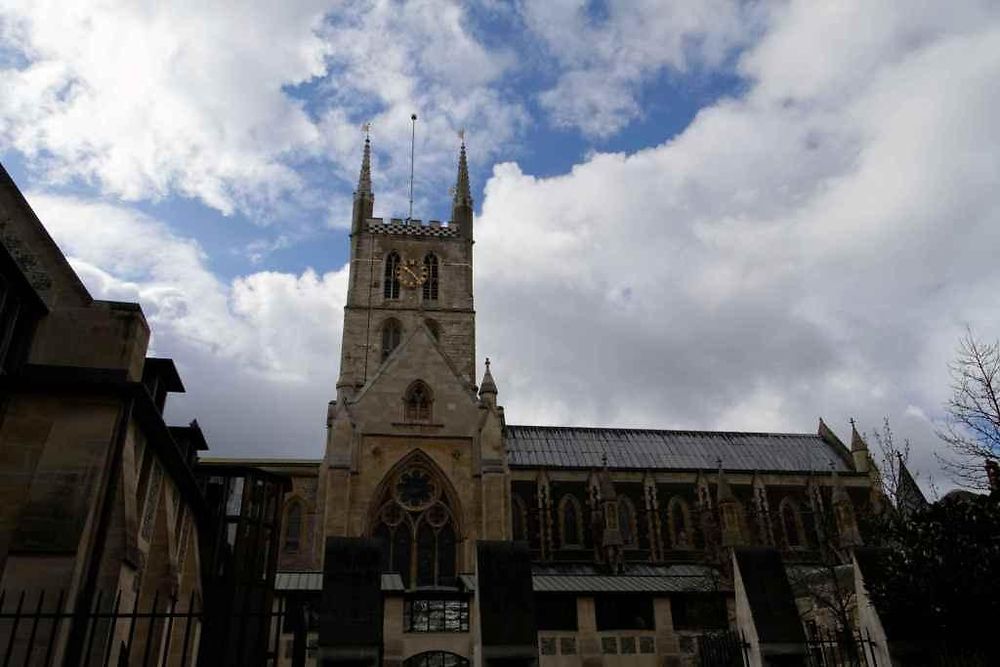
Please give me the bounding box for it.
[667,496,692,549]
[404,599,469,632]
[558,494,584,547]
[404,381,433,422]
[780,497,804,548]
[511,494,528,541]
[384,251,401,299]
[403,652,469,667]
[284,500,303,552]
[382,318,402,361]
[618,496,638,547]
[373,461,458,588]
[423,253,439,301]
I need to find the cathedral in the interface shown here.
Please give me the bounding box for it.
[238,136,883,666]
[0,136,888,667]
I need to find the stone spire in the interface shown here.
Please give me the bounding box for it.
[479,357,498,408]
[850,418,870,473]
[358,130,372,196]
[451,134,473,238]
[351,128,374,234]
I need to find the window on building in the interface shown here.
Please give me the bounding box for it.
[781,498,803,548]
[384,251,401,299]
[372,460,458,588]
[422,253,439,301]
[284,500,303,552]
[381,318,402,361]
[667,497,692,549]
[618,496,638,547]
[404,599,469,632]
[511,494,528,541]
[535,595,578,631]
[595,594,654,631]
[402,652,469,667]
[558,494,583,547]
[404,381,432,422]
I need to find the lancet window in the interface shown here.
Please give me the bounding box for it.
[382,318,402,361]
[558,494,584,547]
[511,494,528,541]
[423,253,439,301]
[667,497,692,549]
[618,496,638,547]
[372,462,458,588]
[780,497,804,548]
[384,251,400,299]
[284,500,303,552]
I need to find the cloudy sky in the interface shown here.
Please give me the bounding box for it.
[2,0,999,491]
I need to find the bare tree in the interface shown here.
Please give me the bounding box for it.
[869,418,912,505]
[937,328,1000,490]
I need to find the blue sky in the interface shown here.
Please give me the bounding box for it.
[2,0,1000,490]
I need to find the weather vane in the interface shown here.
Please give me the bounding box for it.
[361,121,371,137]
[458,128,465,142]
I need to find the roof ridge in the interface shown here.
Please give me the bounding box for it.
[506,424,818,438]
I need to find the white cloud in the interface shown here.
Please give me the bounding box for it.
[523,0,757,136]
[476,0,1000,489]
[0,0,526,219]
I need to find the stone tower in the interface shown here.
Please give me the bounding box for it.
[317,133,509,592]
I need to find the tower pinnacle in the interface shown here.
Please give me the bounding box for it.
[357,125,373,197]
[453,134,472,208]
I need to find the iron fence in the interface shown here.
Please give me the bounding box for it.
[0,588,290,667]
[804,627,878,667]
[697,630,750,667]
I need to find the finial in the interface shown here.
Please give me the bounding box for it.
[485,356,490,370]
[361,121,371,138]
[849,417,856,428]
[458,127,465,144]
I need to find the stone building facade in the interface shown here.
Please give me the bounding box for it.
[0,164,209,665]
[228,137,884,667]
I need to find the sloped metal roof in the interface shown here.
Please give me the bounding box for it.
[275,571,323,591]
[531,563,720,594]
[506,426,849,472]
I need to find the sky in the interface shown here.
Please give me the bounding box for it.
[2,0,999,493]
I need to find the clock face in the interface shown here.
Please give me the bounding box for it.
[396,258,428,288]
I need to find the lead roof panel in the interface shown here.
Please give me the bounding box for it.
[505,425,849,472]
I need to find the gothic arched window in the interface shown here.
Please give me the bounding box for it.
[558,494,583,547]
[780,497,804,548]
[667,497,692,549]
[284,500,303,552]
[511,494,528,541]
[382,318,402,361]
[384,252,401,299]
[618,496,638,547]
[404,381,432,422]
[372,461,459,588]
[423,253,439,301]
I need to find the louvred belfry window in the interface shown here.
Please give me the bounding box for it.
[372,462,458,588]
[422,253,439,301]
[385,251,401,299]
